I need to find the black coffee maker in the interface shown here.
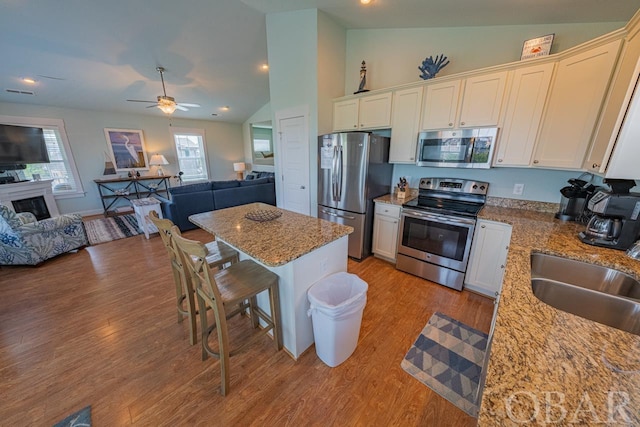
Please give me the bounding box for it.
[555,176,599,222]
[579,179,640,250]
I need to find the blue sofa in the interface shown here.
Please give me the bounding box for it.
[156,175,276,231]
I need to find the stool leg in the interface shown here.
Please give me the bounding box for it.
[171,267,183,324]
[184,281,198,346]
[249,296,259,329]
[269,281,283,351]
[213,305,231,396]
[196,293,209,361]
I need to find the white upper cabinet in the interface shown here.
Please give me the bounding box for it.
[606,71,640,179]
[533,39,622,169]
[389,86,424,163]
[458,72,508,128]
[333,98,359,131]
[494,63,555,167]
[421,71,507,130]
[333,92,392,131]
[421,80,461,130]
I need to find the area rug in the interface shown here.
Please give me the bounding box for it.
[83,214,141,245]
[52,405,91,427]
[401,312,489,417]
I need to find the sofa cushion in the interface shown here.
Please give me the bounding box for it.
[211,180,241,190]
[169,182,212,195]
[239,177,270,187]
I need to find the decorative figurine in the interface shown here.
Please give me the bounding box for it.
[354,60,370,94]
[418,54,450,80]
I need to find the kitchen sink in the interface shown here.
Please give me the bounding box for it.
[530,253,640,336]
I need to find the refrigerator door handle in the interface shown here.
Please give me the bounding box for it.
[337,145,344,201]
[320,209,356,220]
[331,145,339,201]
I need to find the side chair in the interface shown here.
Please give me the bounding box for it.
[171,227,283,396]
[148,211,238,345]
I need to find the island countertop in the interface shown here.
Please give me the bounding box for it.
[477,205,640,425]
[189,203,353,267]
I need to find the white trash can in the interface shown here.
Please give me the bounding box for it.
[307,272,368,367]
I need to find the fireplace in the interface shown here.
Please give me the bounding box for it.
[13,196,51,220]
[0,180,59,218]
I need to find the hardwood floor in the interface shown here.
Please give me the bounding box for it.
[0,228,493,426]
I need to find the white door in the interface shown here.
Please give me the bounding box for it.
[276,110,310,215]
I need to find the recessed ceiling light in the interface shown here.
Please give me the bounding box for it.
[360,0,372,4]
[220,106,230,111]
[22,77,37,84]
[261,64,269,71]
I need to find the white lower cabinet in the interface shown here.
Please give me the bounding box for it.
[372,202,401,262]
[464,219,512,298]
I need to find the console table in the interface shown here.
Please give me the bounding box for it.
[94,176,172,217]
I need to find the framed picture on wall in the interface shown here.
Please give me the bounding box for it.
[104,128,149,172]
[521,34,555,60]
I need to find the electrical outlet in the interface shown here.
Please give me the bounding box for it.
[513,183,524,195]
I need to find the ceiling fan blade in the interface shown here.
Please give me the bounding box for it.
[127,99,157,103]
[177,103,200,108]
[146,104,159,109]
[175,105,189,111]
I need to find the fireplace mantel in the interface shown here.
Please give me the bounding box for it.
[0,180,60,217]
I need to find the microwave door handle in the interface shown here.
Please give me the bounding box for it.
[465,137,475,163]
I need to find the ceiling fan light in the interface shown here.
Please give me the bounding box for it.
[158,103,177,114]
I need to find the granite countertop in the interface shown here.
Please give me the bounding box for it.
[188,203,353,267]
[374,189,418,206]
[478,205,640,425]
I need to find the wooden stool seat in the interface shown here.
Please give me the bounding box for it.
[171,227,282,396]
[149,211,239,345]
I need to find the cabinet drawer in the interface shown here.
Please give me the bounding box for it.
[375,203,401,219]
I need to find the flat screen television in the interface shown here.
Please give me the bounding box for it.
[0,124,50,165]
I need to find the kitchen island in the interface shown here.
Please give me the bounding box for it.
[477,204,640,425]
[189,203,353,359]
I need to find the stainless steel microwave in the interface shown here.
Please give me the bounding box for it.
[416,127,498,168]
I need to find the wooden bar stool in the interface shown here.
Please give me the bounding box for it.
[171,227,283,396]
[149,211,238,345]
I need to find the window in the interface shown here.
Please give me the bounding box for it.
[171,127,209,182]
[0,116,84,197]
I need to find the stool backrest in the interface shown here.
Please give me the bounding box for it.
[171,227,224,310]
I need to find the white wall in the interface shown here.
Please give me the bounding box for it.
[0,102,244,215]
[344,22,624,93]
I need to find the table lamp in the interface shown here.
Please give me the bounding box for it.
[233,162,246,180]
[149,154,169,176]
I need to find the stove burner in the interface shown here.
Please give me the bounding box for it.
[402,177,489,218]
[403,197,484,217]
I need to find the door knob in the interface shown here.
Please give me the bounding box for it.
[300,185,306,189]
[533,160,539,164]
[592,163,600,168]
[498,159,503,162]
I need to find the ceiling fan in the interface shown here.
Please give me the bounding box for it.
[127,67,200,114]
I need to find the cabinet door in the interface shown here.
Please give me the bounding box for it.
[606,72,640,179]
[458,71,508,128]
[358,92,393,129]
[464,220,512,297]
[333,99,359,131]
[533,39,622,169]
[372,212,400,261]
[389,86,424,163]
[421,80,461,130]
[495,63,554,166]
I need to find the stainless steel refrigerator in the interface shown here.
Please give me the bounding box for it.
[318,132,393,260]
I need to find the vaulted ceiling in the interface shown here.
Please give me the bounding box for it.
[1,0,639,123]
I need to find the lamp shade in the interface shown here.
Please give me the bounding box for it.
[233,162,246,172]
[149,154,169,166]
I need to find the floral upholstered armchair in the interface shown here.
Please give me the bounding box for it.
[0,204,88,266]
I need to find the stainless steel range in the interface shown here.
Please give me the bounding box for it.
[396,177,489,290]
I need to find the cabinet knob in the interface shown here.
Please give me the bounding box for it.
[592,163,600,168]
[393,220,398,224]
[448,122,453,127]
[481,225,486,228]
[300,185,306,189]
[495,291,499,297]
[460,121,466,126]
[353,125,357,128]
[533,160,539,164]
[410,157,414,160]
[498,159,503,163]
[500,265,505,269]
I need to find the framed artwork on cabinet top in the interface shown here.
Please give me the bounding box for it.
[104,128,149,171]
[521,34,555,60]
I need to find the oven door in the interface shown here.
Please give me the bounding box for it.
[397,209,476,272]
